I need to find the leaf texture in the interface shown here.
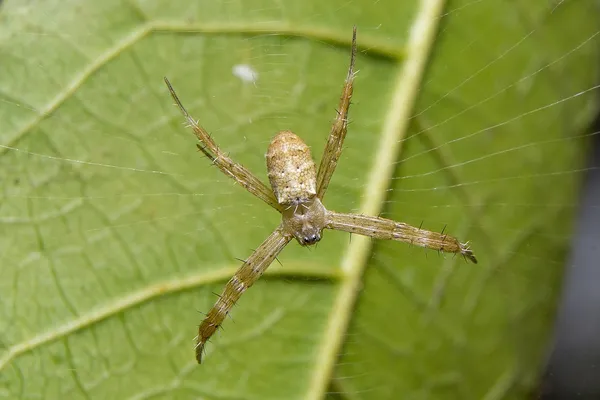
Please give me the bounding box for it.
[0,0,598,399]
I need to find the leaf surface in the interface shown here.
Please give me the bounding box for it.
[0,0,598,399]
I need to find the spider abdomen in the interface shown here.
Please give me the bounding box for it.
[266,130,317,205]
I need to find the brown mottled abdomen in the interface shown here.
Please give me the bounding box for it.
[266,130,317,205]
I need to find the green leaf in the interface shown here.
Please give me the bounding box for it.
[1,0,598,399]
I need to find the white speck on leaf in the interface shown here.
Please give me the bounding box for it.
[232,64,258,83]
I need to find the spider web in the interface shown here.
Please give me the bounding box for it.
[0,0,598,399]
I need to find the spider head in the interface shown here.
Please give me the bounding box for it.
[281,197,326,247]
[298,231,321,246]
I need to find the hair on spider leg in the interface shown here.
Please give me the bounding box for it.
[223,310,235,323]
[196,143,216,161]
[274,255,283,267]
[453,252,472,264]
[211,291,224,300]
[196,309,208,317]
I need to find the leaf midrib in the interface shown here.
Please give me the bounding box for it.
[305,0,447,398]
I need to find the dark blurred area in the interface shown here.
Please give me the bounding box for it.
[541,112,600,399]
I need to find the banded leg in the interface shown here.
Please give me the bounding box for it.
[195,225,293,363]
[315,26,358,200]
[325,211,477,263]
[165,78,281,212]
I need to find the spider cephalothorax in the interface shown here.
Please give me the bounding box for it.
[280,197,326,246]
[164,27,476,364]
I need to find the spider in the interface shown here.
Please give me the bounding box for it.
[164,27,477,364]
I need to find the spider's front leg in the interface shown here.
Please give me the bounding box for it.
[325,211,477,263]
[316,26,358,200]
[195,225,292,363]
[164,78,282,212]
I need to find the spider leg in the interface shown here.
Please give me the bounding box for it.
[195,225,293,363]
[164,77,282,212]
[325,211,477,263]
[315,26,358,200]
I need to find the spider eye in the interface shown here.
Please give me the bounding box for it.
[303,233,320,245]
